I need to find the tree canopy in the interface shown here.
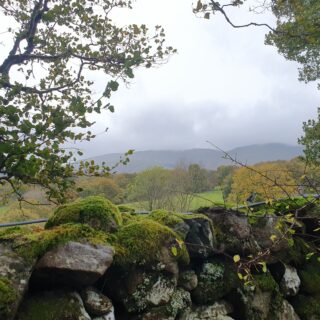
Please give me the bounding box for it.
[0,0,175,203]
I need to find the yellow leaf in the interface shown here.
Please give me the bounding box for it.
[176,239,184,249]
[259,262,267,273]
[237,273,243,279]
[171,247,178,256]
[233,255,241,263]
[270,234,277,242]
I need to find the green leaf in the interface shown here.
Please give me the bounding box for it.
[108,80,119,92]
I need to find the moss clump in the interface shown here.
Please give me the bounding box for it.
[46,196,122,232]
[0,224,110,263]
[0,276,17,319]
[113,220,189,267]
[291,294,320,320]
[117,205,135,214]
[299,256,320,294]
[148,210,215,240]
[16,292,86,320]
[149,209,184,227]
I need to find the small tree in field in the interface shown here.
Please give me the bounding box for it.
[0,0,175,203]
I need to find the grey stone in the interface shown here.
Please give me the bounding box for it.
[81,287,113,317]
[33,241,114,287]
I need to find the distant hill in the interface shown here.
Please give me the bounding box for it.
[89,143,304,173]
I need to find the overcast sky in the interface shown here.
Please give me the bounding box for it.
[75,0,319,157]
[2,0,319,157]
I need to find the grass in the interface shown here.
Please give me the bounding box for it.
[124,188,231,212]
[0,202,54,223]
[188,189,226,210]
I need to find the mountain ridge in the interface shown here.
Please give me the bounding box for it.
[88,143,304,173]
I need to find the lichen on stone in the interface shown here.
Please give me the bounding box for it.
[165,288,191,317]
[45,196,122,232]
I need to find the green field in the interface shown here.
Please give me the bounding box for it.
[125,188,230,212]
[188,189,226,210]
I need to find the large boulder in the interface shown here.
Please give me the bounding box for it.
[198,207,251,239]
[16,291,91,320]
[196,207,259,255]
[32,241,114,287]
[46,196,123,232]
[0,244,34,320]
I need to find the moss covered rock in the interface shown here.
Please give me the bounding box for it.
[0,224,110,263]
[191,260,238,305]
[117,205,136,214]
[113,220,189,269]
[299,256,320,295]
[16,291,91,320]
[232,273,284,320]
[46,196,122,232]
[291,294,320,320]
